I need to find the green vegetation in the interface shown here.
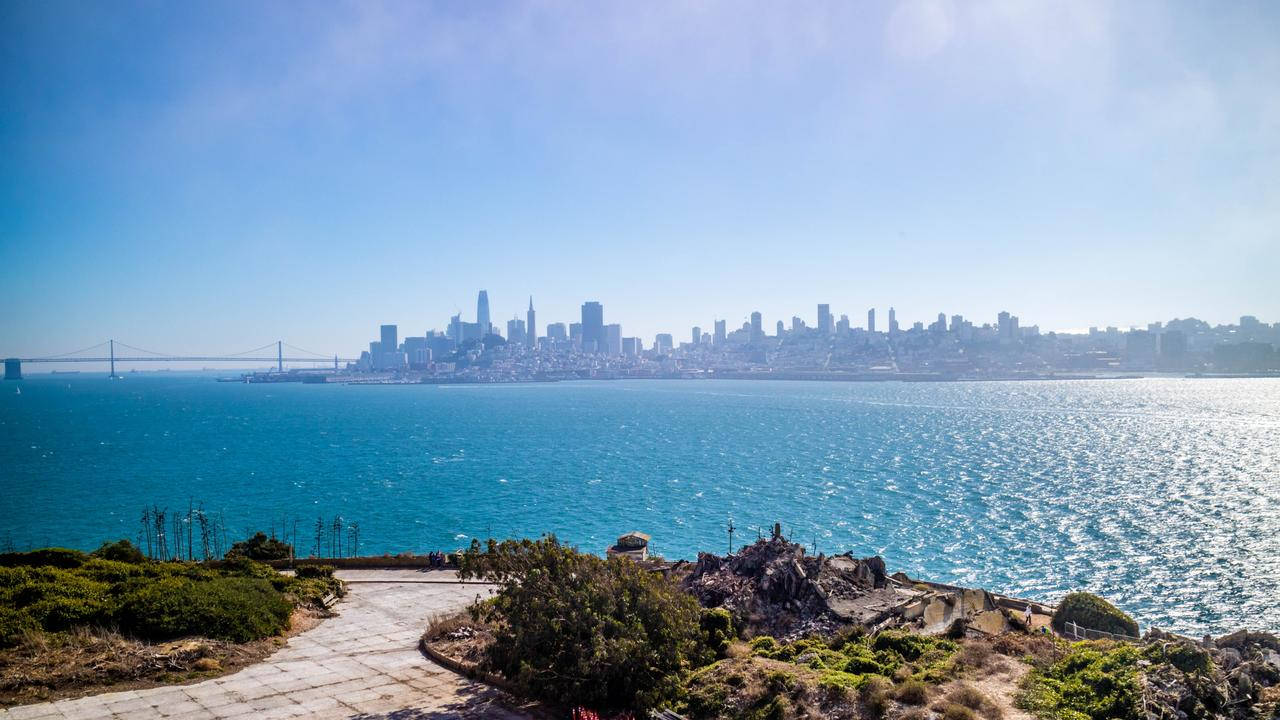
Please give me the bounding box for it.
[225,532,293,562]
[1051,592,1139,638]
[0,540,342,647]
[1018,641,1143,720]
[458,536,707,713]
[748,628,959,690]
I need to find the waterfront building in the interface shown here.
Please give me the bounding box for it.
[714,319,727,345]
[606,323,622,355]
[867,308,875,334]
[818,304,832,335]
[582,301,605,353]
[526,297,536,349]
[750,311,763,343]
[477,291,491,336]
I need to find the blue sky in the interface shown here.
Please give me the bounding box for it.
[2,1,1278,358]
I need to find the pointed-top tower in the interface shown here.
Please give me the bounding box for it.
[526,296,537,348]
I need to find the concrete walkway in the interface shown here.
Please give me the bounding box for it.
[2,570,532,720]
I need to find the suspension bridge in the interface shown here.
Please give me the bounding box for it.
[4,340,358,380]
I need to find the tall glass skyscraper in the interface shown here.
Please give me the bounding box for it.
[477,290,491,335]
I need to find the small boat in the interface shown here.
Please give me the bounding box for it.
[14,387,19,395]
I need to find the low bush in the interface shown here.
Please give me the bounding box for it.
[701,607,735,660]
[1017,641,1142,720]
[0,544,336,648]
[90,539,145,564]
[120,576,291,643]
[225,532,293,562]
[0,548,88,569]
[942,702,977,720]
[1051,592,1138,638]
[294,564,335,580]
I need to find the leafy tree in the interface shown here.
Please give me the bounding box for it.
[459,536,707,712]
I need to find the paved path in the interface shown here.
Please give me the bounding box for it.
[2,570,532,720]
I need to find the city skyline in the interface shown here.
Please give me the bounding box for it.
[3,2,1280,355]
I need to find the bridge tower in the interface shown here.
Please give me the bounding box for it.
[3,358,20,380]
[277,341,283,373]
[108,339,117,379]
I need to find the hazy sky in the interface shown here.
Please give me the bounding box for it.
[2,1,1278,357]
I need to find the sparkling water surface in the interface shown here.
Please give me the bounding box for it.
[2,375,1278,635]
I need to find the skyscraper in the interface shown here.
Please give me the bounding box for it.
[889,307,899,334]
[547,323,567,342]
[692,327,701,345]
[867,308,876,334]
[817,304,832,335]
[606,323,622,355]
[750,311,763,342]
[581,301,604,353]
[526,297,536,349]
[713,319,726,345]
[506,318,526,345]
[380,325,398,354]
[477,291,491,336]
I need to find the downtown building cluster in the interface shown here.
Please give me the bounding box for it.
[352,292,1280,381]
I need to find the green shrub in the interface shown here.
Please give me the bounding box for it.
[0,607,39,647]
[700,607,734,660]
[1018,641,1142,720]
[0,548,88,569]
[294,564,335,580]
[91,539,146,564]
[459,536,706,712]
[225,532,293,562]
[872,629,956,662]
[77,558,147,583]
[17,570,115,632]
[1145,641,1212,674]
[120,576,292,643]
[1051,592,1138,638]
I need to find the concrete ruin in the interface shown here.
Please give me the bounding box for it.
[676,535,1046,639]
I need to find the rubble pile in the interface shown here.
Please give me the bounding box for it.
[1140,629,1280,720]
[679,535,927,638]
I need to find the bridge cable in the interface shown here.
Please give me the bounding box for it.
[282,342,335,359]
[35,340,112,359]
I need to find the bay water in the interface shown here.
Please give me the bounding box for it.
[2,375,1277,635]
